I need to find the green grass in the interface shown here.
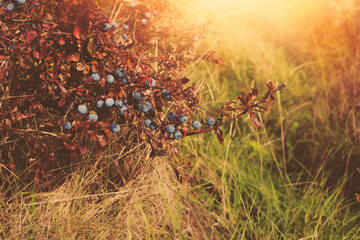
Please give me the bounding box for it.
[177,0,360,238]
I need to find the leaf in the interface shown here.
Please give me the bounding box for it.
[73,26,81,39]
[67,52,80,62]
[79,145,87,154]
[87,37,96,55]
[63,140,77,150]
[58,96,65,107]
[181,77,190,84]
[225,101,235,106]
[59,37,65,45]
[250,114,262,130]
[32,50,41,59]
[251,88,259,97]
[182,127,188,137]
[76,62,86,71]
[97,134,108,148]
[216,128,224,145]
[238,95,246,106]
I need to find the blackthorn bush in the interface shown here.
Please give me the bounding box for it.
[0,0,286,184]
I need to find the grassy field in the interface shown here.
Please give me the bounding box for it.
[1,0,360,239]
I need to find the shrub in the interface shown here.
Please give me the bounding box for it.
[0,0,286,185]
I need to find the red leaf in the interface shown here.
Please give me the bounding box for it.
[216,128,224,145]
[58,97,65,107]
[251,88,259,97]
[225,101,235,106]
[73,26,81,39]
[32,50,40,59]
[182,127,188,137]
[67,52,80,62]
[79,145,87,154]
[59,37,65,45]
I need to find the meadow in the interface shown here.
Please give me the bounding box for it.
[1,0,359,239]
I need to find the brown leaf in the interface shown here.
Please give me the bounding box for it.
[216,128,224,145]
[63,140,77,150]
[97,134,108,148]
[73,26,81,39]
[87,37,96,55]
[250,114,262,129]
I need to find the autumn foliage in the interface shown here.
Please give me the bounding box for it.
[0,0,286,184]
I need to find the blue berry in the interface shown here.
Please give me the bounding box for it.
[122,76,130,84]
[16,0,26,4]
[89,113,98,122]
[150,122,157,130]
[91,73,100,82]
[167,112,177,120]
[103,23,111,32]
[192,121,202,130]
[133,91,143,101]
[139,102,151,113]
[111,123,120,133]
[123,24,129,30]
[206,117,216,126]
[144,119,152,128]
[145,78,156,87]
[145,12,151,19]
[115,100,123,108]
[112,22,118,28]
[6,4,14,11]
[166,125,175,133]
[141,19,148,25]
[120,106,128,115]
[105,98,115,107]
[106,75,115,84]
[115,68,124,78]
[96,100,104,109]
[173,130,182,139]
[161,89,171,99]
[122,33,128,39]
[78,104,87,114]
[178,114,188,124]
[63,121,72,130]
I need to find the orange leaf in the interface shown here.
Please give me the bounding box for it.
[73,26,81,39]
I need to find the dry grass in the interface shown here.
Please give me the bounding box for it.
[1,157,227,239]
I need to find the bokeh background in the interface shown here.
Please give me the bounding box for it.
[178,0,360,192]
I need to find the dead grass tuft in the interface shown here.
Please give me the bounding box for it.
[1,158,227,239]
